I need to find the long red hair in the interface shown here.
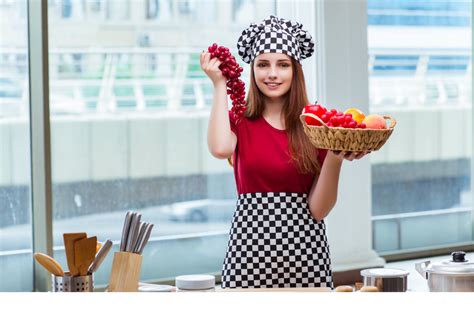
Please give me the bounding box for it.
[243,57,322,175]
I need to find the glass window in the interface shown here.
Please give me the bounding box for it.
[368,0,473,253]
[48,0,275,286]
[0,0,33,291]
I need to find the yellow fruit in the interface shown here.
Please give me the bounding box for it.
[344,108,366,124]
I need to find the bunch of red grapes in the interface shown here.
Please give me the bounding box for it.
[207,43,246,120]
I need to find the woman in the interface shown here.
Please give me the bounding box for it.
[200,16,368,289]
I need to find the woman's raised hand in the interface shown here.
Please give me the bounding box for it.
[329,150,370,161]
[200,52,226,86]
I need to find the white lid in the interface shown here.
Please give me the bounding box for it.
[427,252,474,275]
[361,268,409,278]
[175,275,215,290]
[428,261,474,275]
[138,283,175,292]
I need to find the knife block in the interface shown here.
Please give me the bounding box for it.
[107,251,142,292]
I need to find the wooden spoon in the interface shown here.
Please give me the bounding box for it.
[34,252,65,276]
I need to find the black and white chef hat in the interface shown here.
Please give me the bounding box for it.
[237,15,314,64]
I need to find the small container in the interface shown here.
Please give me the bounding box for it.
[52,273,93,292]
[360,268,409,292]
[175,274,215,292]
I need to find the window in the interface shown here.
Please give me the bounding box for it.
[0,0,32,291]
[368,0,473,253]
[47,0,276,287]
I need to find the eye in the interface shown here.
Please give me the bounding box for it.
[280,63,291,68]
[257,63,267,68]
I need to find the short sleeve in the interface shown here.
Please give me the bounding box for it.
[317,149,327,166]
[229,111,238,135]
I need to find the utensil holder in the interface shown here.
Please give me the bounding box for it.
[107,251,142,292]
[52,272,93,292]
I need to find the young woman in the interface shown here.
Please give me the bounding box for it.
[200,16,368,289]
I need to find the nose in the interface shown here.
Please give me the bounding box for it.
[267,65,277,80]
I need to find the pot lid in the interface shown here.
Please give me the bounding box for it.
[360,268,409,278]
[427,251,474,275]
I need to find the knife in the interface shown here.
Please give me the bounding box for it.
[126,212,141,252]
[133,222,147,253]
[137,223,154,255]
[131,214,143,252]
[120,211,132,252]
[87,239,113,274]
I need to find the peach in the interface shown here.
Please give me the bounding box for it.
[362,114,387,129]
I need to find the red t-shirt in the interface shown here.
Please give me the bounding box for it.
[229,112,327,195]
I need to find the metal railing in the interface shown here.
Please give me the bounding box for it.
[0,47,471,116]
[372,206,473,252]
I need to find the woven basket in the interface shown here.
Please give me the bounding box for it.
[300,113,396,152]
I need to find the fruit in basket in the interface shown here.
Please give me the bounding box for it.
[207,43,246,120]
[362,114,387,129]
[344,108,365,124]
[301,104,396,152]
[303,103,327,126]
[303,103,367,129]
[326,112,359,129]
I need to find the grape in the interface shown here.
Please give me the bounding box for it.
[207,43,247,120]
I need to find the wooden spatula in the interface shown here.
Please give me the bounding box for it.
[96,241,102,253]
[74,236,97,276]
[63,233,86,276]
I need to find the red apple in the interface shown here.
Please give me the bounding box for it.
[304,104,327,126]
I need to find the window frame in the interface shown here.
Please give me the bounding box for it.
[28,0,54,292]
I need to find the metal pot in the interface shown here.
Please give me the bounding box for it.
[360,268,409,292]
[415,251,474,292]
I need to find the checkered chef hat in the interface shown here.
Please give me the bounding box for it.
[237,15,315,64]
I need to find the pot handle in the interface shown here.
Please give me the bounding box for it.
[415,261,430,280]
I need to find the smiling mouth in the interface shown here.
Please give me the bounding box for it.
[264,82,282,88]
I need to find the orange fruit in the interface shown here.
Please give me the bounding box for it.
[344,108,366,124]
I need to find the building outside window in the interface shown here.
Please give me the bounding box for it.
[0,0,32,292]
[367,0,472,254]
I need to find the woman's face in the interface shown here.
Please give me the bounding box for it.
[253,53,293,101]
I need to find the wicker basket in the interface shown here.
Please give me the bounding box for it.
[300,113,396,152]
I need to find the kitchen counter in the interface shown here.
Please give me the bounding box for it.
[135,252,473,293]
[215,252,474,292]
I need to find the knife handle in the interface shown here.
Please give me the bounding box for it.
[126,213,141,252]
[133,222,147,253]
[120,211,132,252]
[138,223,154,255]
[88,239,113,274]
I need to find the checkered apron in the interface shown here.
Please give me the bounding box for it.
[221,192,333,289]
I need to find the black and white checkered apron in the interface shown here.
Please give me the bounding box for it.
[221,192,333,289]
